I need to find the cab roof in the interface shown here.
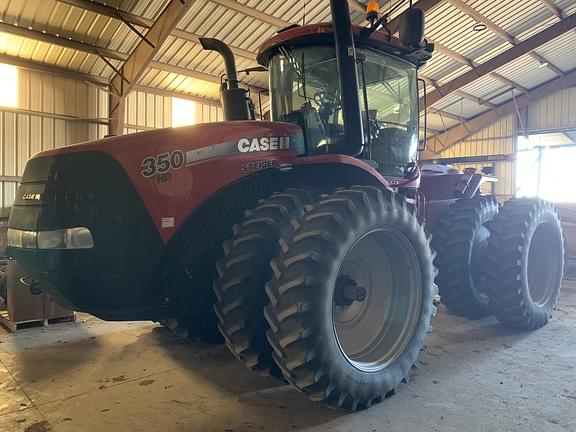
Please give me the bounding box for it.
[257,23,433,68]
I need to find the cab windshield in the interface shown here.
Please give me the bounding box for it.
[269,45,418,177]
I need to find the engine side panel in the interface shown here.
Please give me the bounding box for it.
[34,121,306,244]
[7,121,393,320]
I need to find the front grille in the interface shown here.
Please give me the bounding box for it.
[7,151,165,318]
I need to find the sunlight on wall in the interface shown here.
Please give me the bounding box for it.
[172,97,196,127]
[0,63,18,108]
[516,135,576,203]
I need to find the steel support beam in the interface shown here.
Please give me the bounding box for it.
[421,12,576,110]
[423,68,576,157]
[432,41,527,93]
[133,85,222,107]
[427,107,465,122]
[445,0,564,76]
[58,0,153,27]
[422,76,495,108]
[0,22,126,61]
[381,0,509,109]
[0,106,109,124]
[0,43,257,114]
[0,54,108,86]
[539,0,564,18]
[0,17,262,95]
[57,0,467,119]
[108,0,195,135]
[147,61,267,94]
[56,0,257,60]
[209,0,289,27]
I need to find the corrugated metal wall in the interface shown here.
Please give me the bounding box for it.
[433,85,576,199]
[198,103,224,123]
[437,115,515,197]
[5,67,575,207]
[123,90,223,134]
[526,87,576,131]
[0,69,108,207]
[124,90,172,134]
[1,68,225,208]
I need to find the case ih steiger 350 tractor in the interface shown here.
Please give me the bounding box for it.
[6,0,565,411]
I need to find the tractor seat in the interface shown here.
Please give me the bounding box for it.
[280,105,326,150]
[372,128,410,161]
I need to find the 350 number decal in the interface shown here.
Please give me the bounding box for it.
[141,150,185,177]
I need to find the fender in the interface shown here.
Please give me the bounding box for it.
[157,156,396,318]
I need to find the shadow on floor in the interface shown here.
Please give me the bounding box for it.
[9,335,102,383]
[138,326,344,429]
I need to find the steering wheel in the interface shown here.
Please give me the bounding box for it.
[314,91,327,105]
[314,91,341,109]
[368,118,381,140]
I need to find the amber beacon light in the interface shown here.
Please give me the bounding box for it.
[366,0,380,24]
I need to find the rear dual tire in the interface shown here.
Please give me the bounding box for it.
[483,198,564,330]
[433,197,498,319]
[264,186,436,411]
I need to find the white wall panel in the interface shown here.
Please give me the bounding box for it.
[123,89,223,134]
[0,69,108,208]
[438,115,515,197]
[433,86,576,199]
[527,86,576,131]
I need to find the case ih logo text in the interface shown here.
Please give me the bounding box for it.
[22,193,41,201]
[237,136,290,153]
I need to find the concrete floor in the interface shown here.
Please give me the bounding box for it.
[1,281,576,432]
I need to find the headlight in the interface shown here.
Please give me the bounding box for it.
[7,229,38,249]
[7,227,94,250]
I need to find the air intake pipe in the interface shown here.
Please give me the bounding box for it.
[330,0,364,156]
[199,38,253,121]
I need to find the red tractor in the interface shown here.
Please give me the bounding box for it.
[6,0,564,411]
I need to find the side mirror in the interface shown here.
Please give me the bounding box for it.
[399,8,425,47]
[417,78,427,152]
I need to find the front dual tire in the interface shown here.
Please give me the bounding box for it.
[263,186,436,410]
[213,189,316,375]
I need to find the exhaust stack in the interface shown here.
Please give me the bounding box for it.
[200,38,253,121]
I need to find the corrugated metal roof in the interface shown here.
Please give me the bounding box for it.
[443,97,492,119]
[496,54,557,89]
[420,51,464,82]
[433,93,465,112]
[536,31,576,73]
[426,112,460,131]
[459,75,508,100]
[0,0,574,122]
[426,2,502,60]
[467,0,549,39]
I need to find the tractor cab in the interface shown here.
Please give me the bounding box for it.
[257,13,433,178]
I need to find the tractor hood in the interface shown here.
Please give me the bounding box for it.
[35,121,305,162]
[13,120,306,246]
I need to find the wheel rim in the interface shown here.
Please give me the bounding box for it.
[332,228,423,373]
[527,223,562,306]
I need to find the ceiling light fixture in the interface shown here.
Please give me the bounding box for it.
[473,21,486,32]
